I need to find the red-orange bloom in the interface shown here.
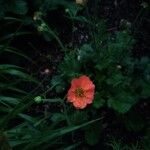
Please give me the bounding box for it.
[67,75,95,109]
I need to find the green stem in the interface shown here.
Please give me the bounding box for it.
[41,19,66,52]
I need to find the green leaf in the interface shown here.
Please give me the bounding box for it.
[0,64,22,70]
[108,93,137,113]
[43,98,62,103]
[51,75,66,93]
[59,51,81,78]
[9,140,29,147]
[63,142,81,150]
[107,138,126,150]
[72,16,90,23]
[0,64,38,83]
[141,82,150,98]
[0,83,27,94]
[51,113,65,122]
[42,0,82,16]
[0,32,32,42]
[107,73,126,87]
[78,44,94,63]
[23,118,102,149]
[0,96,20,105]
[65,2,82,16]
[19,114,37,124]
[84,122,101,145]
[11,0,28,15]
[93,93,105,109]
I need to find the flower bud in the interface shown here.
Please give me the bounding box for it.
[76,0,87,6]
[117,65,122,69]
[141,2,148,8]
[37,23,47,32]
[33,11,42,21]
[34,96,43,104]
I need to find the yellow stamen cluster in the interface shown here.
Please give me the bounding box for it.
[75,88,84,97]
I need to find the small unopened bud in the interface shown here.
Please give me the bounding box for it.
[33,12,42,21]
[141,2,148,8]
[117,65,122,69]
[41,68,51,75]
[37,23,47,32]
[120,19,131,28]
[65,8,70,13]
[126,21,131,28]
[34,96,43,104]
[76,0,87,6]
[77,55,81,61]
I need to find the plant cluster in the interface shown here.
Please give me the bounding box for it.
[0,0,149,149]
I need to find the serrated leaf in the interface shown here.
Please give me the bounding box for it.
[93,93,105,109]
[78,44,94,63]
[108,93,137,113]
[51,75,66,93]
[107,73,125,86]
[51,113,65,122]
[59,51,81,78]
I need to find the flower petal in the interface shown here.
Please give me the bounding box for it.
[79,75,95,90]
[67,90,76,102]
[73,98,87,109]
[78,89,93,104]
[71,78,81,89]
[85,94,94,104]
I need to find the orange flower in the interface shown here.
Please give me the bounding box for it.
[67,75,95,109]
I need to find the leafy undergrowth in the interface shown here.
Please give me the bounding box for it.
[0,0,150,150]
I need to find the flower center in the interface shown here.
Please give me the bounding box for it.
[75,87,84,97]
